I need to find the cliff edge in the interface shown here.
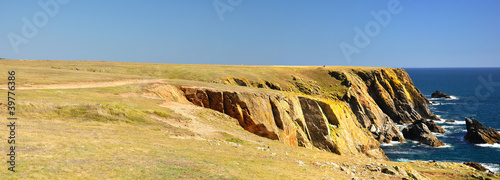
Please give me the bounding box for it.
[153,66,438,160]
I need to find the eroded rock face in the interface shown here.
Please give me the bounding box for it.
[159,67,437,159]
[344,70,404,144]
[344,69,439,144]
[215,68,438,145]
[352,69,438,125]
[464,117,500,144]
[177,86,387,159]
[402,120,445,147]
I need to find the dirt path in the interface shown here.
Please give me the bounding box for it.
[0,79,166,90]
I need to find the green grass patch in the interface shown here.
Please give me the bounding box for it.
[152,109,172,118]
[220,131,245,144]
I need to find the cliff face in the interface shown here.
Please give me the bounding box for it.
[153,67,436,160]
[342,68,438,143]
[352,69,437,124]
[174,86,386,159]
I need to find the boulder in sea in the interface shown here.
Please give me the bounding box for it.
[431,90,451,98]
[422,119,445,133]
[464,162,489,172]
[402,120,445,147]
[464,117,500,144]
[445,119,455,123]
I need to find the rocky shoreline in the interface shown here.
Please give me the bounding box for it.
[154,66,500,178]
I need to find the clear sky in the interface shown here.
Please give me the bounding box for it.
[1,0,500,67]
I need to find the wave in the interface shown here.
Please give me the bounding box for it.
[395,158,417,162]
[427,95,459,100]
[481,163,500,173]
[430,102,457,106]
[433,132,446,137]
[384,150,421,155]
[440,125,455,130]
[448,95,459,100]
[434,120,446,124]
[409,140,420,144]
[475,143,500,149]
[437,144,453,148]
[380,141,403,147]
[447,120,466,125]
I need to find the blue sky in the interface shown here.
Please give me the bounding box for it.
[1,0,500,67]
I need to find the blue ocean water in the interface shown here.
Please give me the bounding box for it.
[380,68,500,172]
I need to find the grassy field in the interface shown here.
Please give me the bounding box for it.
[0,59,497,179]
[0,59,383,98]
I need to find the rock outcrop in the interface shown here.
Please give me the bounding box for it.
[464,117,500,144]
[422,119,445,134]
[174,86,386,159]
[402,120,445,147]
[464,162,489,172]
[351,69,438,125]
[431,90,451,98]
[154,67,440,159]
[343,69,438,143]
[214,68,438,145]
[343,70,405,143]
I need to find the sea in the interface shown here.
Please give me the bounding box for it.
[380,68,500,173]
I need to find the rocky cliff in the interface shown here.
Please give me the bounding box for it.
[153,67,438,159]
[343,68,439,143]
[172,86,386,159]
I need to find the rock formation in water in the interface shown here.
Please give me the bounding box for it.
[422,119,445,134]
[402,120,445,147]
[464,117,500,144]
[431,90,451,98]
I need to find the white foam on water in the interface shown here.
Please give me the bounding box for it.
[441,125,455,131]
[380,141,403,147]
[434,120,446,124]
[385,150,421,155]
[448,95,459,100]
[396,123,411,131]
[481,163,500,173]
[475,143,500,149]
[433,132,446,137]
[447,121,466,125]
[431,102,457,106]
[395,158,416,162]
[437,144,453,148]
